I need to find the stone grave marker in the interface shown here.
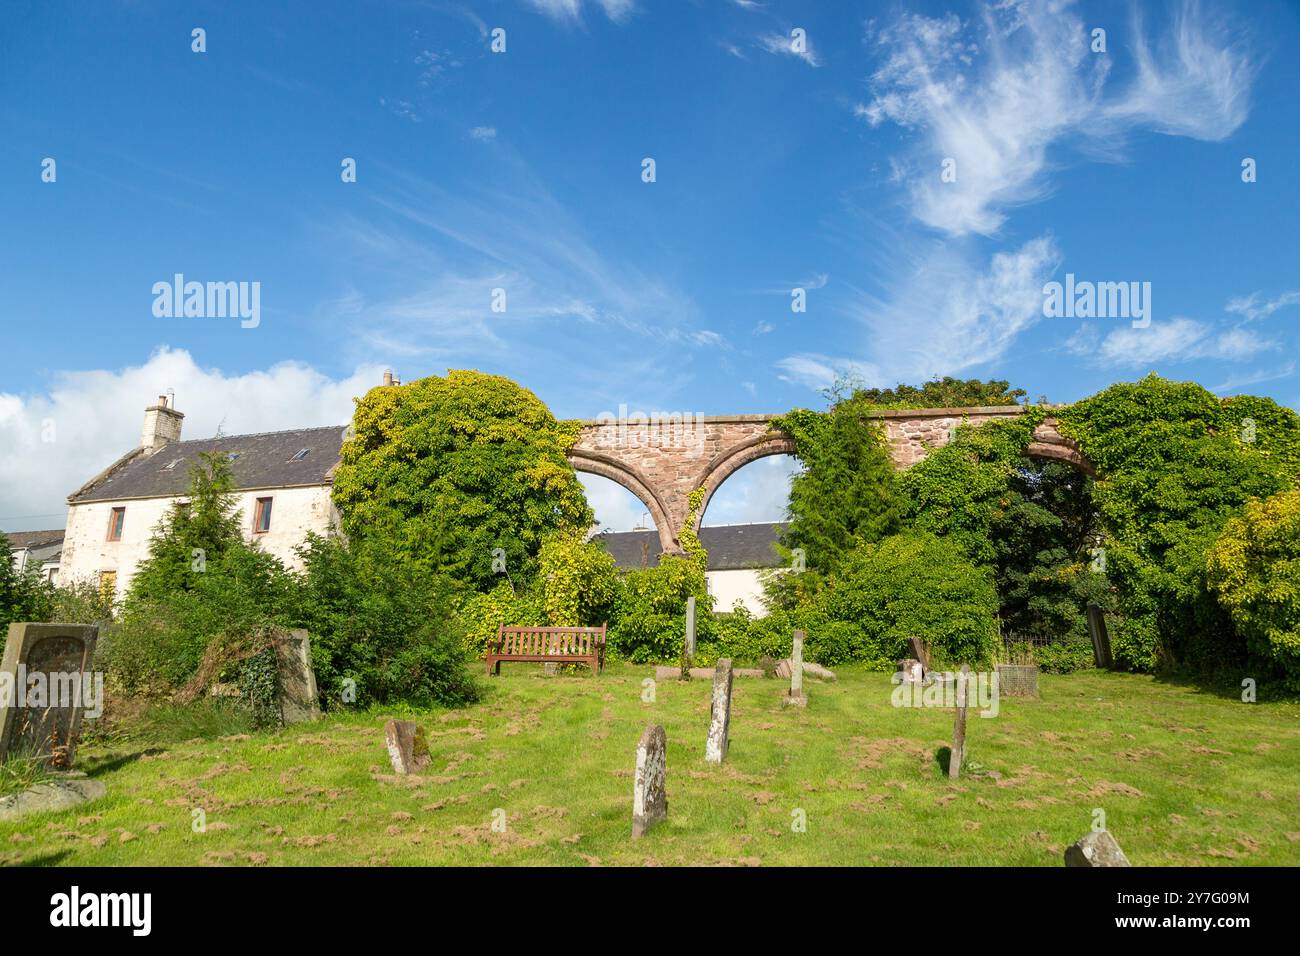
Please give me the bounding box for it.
[1086,602,1112,668]
[1064,829,1131,867]
[272,628,321,725]
[384,719,431,774]
[685,596,697,659]
[897,658,925,686]
[906,636,931,673]
[631,723,668,838]
[782,630,807,708]
[0,623,99,769]
[949,665,971,780]
[704,658,734,764]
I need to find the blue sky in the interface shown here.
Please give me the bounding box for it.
[2,0,1298,533]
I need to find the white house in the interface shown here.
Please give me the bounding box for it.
[595,522,787,616]
[6,529,65,584]
[58,395,346,601]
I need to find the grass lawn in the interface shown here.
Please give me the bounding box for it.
[2,664,1297,866]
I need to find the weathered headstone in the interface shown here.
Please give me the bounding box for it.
[1086,602,1112,668]
[949,665,970,779]
[685,596,697,659]
[1064,829,1131,867]
[704,658,734,764]
[897,658,925,686]
[384,719,431,775]
[906,636,931,673]
[272,628,320,724]
[631,723,668,838]
[782,630,807,708]
[0,623,99,769]
[995,662,1039,697]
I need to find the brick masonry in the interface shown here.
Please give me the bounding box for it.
[569,407,1087,555]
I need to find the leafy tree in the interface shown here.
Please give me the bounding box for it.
[852,376,1027,408]
[128,451,244,602]
[1207,489,1300,690]
[1058,374,1294,672]
[773,392,901,579]
[822,533,1001,667]
[332,370,593,591]
[0,557,55,635]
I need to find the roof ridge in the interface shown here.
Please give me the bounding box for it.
[169,423,348,445]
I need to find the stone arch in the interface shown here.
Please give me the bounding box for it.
[691,431,798,532]
[1024,419,1095,476]
[567,448,677,553]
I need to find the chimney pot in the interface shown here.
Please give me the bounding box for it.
[141,394,184,454]
[383,369,394,387]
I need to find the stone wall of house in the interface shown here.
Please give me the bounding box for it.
[59,485,337,600]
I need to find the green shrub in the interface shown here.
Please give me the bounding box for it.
[1207,489,1300,690]
[609,555,708,663]
[290,534,480,709]
[822,533,1000,668]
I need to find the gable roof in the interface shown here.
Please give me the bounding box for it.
[69,425,348,504]
[595,522,789,572]
[5,529,64,550]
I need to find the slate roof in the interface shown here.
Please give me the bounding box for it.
[4,529,65,550]
[594,521,788,571]
[69,425,348,503]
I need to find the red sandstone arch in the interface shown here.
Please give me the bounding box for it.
[691,432,798,531]
[567,447,677,553]
[1024,419,1095,476]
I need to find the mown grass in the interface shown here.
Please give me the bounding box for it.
[1,665,1297,866]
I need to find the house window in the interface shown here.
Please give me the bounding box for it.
[253,497,273,534]
[290,448,310,462]
[106,507,126,541]
[98,570,116,600]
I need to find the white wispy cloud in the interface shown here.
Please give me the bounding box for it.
[861,0,1255,236]
[0,349,384,532]
[1225,290,1300,321]
[468,126,497,140]
[1065,317,1275,368]
[525,0,634,24]
[758,30,820,67]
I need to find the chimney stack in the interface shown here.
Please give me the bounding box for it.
[383,369,393,387]
[141,393,184,454]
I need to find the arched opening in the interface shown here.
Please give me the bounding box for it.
[699,453,801,527]
[694,449,801,616]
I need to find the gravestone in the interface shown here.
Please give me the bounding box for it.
[949,665,971,780]
[704,658,734,764]
[995,663,1039,698]
[685,596,697,659]
[1086,602,1112,668]
[897,658,925,686]
[384,719,431,775]
[0,623,99,769]
[782,630,807,708]
[631,723,668,838]
[906,636,931,673]
[272,628,320,724]
[1064,829,1131,867]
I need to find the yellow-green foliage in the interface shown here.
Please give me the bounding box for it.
[537,533,619,626]
[332,370,593,590]
[1207,489,1300,690]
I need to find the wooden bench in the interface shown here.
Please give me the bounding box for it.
[486,624,607,676]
